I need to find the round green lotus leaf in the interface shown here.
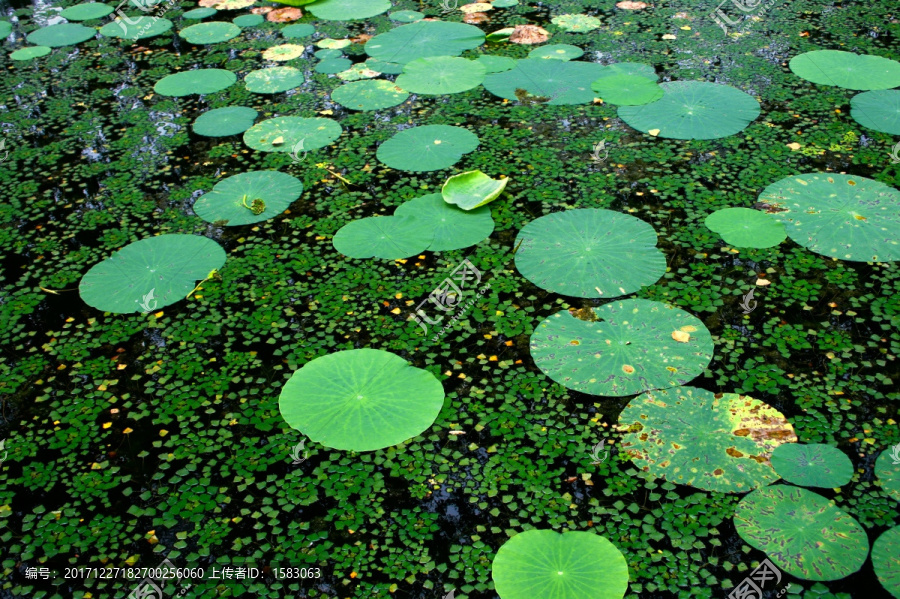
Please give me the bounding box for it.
[193,171,303,226]
[395,56,486,95]
[390,10,423,22]
[332,215,433,260]
[153,68,236,96]
[79,235,227,314]
[483,58,606,105]
[332,80,409,111]
[315,57,352,74]
[377,125,479,172]
[442,170,507,211]
[99,16,173,39]
[27,23,96,47]
[233,13,263,26]
[770,443,852,488]
[10,46,52,61]
[307,0,391,20]
[261,43,305,61]
[875,448,900,502]
[179,21,240,43]
[279,349,445,452]
[316,37,351,49]
[486,27,514,43]
[873,527,900,598]
[0,21,11,37]
[366,21,485,65]
[492,530,629,599]
[758,173,900,262]
[851,90,900,135]
[394,193,494,252]
[243,116,341,153]
[514,209,666,298]
[282,23,314,38]
[704,207,786,249]
[597,62,658,81]
[493,0,518,6]
[60,3,114,21]
[314,48,342,59]
[590,74,663,105]
[528,44,583,61]
[244,66,304,93]
[734,486,869,581]
[790,50,900,91]
[183,7,217,19]
[477,55,516,73]
[359,59,398,75]
[619,387,797,493]
[192,106,258,137]
[336,63,381,81]
[618,81,760,139]
[531,299,714,397]
[550,13,602,32]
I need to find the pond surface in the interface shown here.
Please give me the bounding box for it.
[0,0,899,598]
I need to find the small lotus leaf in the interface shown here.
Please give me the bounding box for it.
[790,50,900,90]
[332,215,433,261]
[11,46,52,60]
[99,16,173,40]
[244,66,304,93]
[27,23,96,47]
[377,125,479,172]
[179,21,240,44]
[307,0,391,20]
[704,207,786,248]
[770,443,852,488]
[332,80,409,111]
[60,3,114,21]
[528,44,584,61]
[550,14,602,32]
[851,90,900,135]
[483,58,606,105]
[441,170,508,210]
[394,193,494,252]
[243,116,341,152]
[365,21,485,65]
[193,171,303,226]
[153,68,236,96]
[396,56,487,95]
[192,106,258,137]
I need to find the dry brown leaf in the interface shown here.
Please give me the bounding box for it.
[672,330,691,343]
[662,33,677,39]
[463,11,490,24]
[617,1,648,8]
[351,33,373,43]
[509,24,549,44]
[250,6,273,13]
[460,2,492,12]
[198,0,217,7]
[756,278,771,286]
[267,7,303,22]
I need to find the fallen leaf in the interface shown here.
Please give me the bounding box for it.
[662,33,677,39]
[250,6,273,14]
[756,278,770,286]
[460,2,492,12]
[351,33,373,43]
[272,136,285,145]
[648,128,661,136]
[672,330,691,343]
[509,24,549,44]
[267,7,302,22]
[786,142,801,150]
[617,0,648,8]
[463,11,490,24]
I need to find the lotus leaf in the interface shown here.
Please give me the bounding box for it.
[365,21,485,65]
[873,526,900,598]
[243,116,341,153]
[27,23,96,47]
[179,21,240,44]
[550,14,602,32]
[704,207,787,248]
[441,170,508,210]
[315,58,352,74]
[153,68,236,96]
[182,7,217,18]
[333,215,433,260]
[60,3,114,21]
[377,125,479,172]
[590,74,663,105]
[193,171,303,226]
[394,193,494,252]
[875,449,900,502]
[790,50,900,90]
[11,46,52,60]
[233,13,263,26]
[770,443,852,488]
[851,90,900,135]
[99,16,173,39]
[307,0,390,20]
[396,56,487,95]
[483,58,606,105]
[331,80,409,111]
[244,66,304,93]
[192,106,258,137]
[528,44,584,61]
[281,23,314,38]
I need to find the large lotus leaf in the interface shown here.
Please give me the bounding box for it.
[758,173,900,262]
[306,0,391,20]
[332,80,409,111]
[192,106,258,137]
[377,125,479,172]
[27,23,96,47]
[0,21,12,37]
[79,235,226,314]
[733,486,869,581]
[442,170,508,211]
[618,81,760,140]
[193,171,303,226]
[336,63,381,81]
[153,68,236,96]
[365,21,485,65]
[366,58,404,74]
[60,3,114,21]
[789,50,900,91]
[179,21,240,44]
[704,207,786,248]
[530,299,714,397]
[596,62,658,81]
[590,74,663,105]
[11,46,52,60]
[483,58,606,105]
[770,443,852,488]
[99,16,173,40]
[528,44,583,61]
[394,193,494,252]
[874,527,900,598]
[875,449,900,502]
[332,215,433,260]
[244,66,304,93]
[618,387,797,493]
[492,530,629,599]
[477,55,517,73]
[243,117,342,153]
[550,14,602,32]
[389,10,424,23]
[278,349,445,452]
[395,56,487,95]
[851,90,900,135]
[514,209,665,298]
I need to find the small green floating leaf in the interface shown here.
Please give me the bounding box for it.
[60,3,114,21]
[590,74,663,105]
[389,10,424,22]
[704,207,786,249]
[365,21,485,65]
[182,7,217,19]
[528,44,583,61]
[550,13,602,32]
[0,21,12,37]
[192,106,258,137]
[153,68,236,96]
[27,23,96,47]
[331,79,409,111]
[179,21,241,44]
[790,49,900,90]
[770,443,853,488]
[281,23,314,38]
[492,530,629,599]
[243,116,341,152]
[875,448,900,502]
[232,13,263,27]
[395,56,487,95]
[315,57,352,74]
[244,66,304,93]
[332,215,432,260]
[307,0,391,21]
[441,170,508,210]
[99,16,173,40]
[851,89,900,135]
[10,46,52,61]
